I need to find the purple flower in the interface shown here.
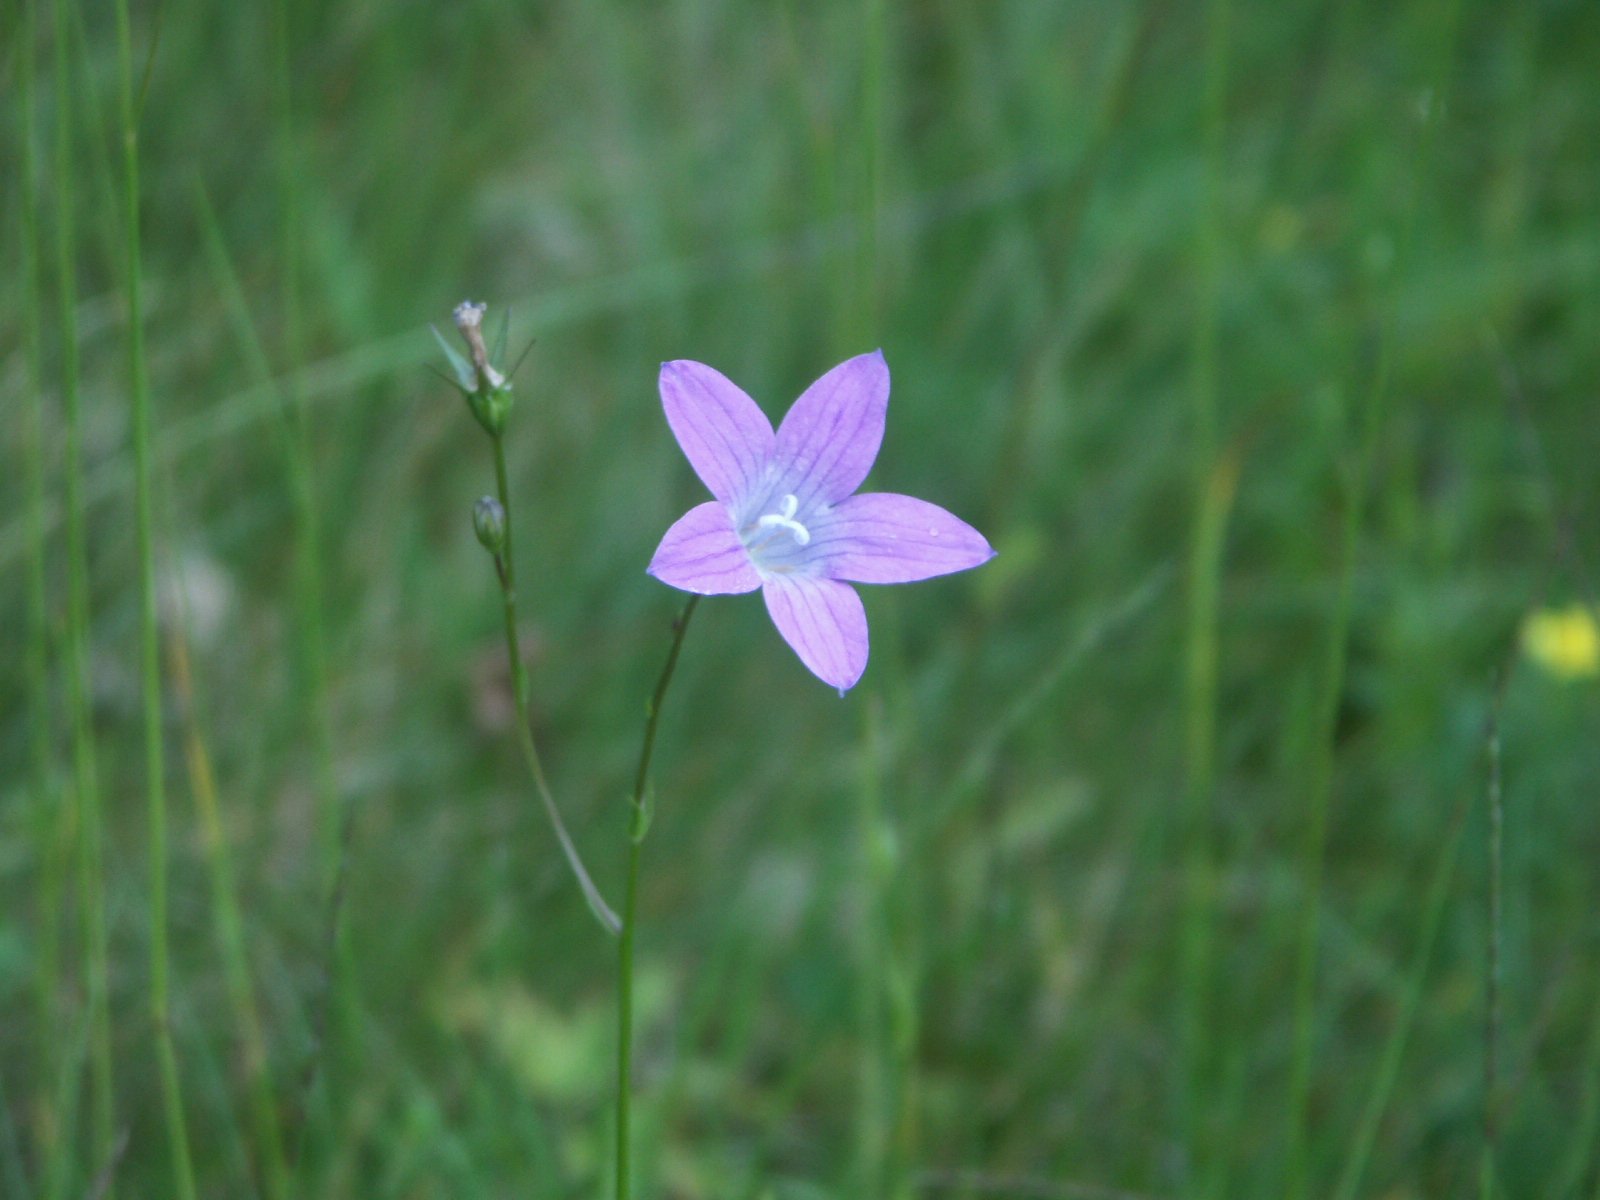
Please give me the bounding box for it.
[647,350,995,693]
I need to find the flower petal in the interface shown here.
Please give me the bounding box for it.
[647,502,761,595]
[772,350,888,509]
[659,361,775,504]
[811,492,996,584]
[761,575,869,693]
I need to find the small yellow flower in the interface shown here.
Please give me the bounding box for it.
[1522,604,1600,680]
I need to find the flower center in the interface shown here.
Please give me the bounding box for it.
[753,493,811,547]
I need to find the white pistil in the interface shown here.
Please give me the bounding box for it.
[754,493,811,546]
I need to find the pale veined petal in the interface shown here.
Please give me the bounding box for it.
[771,351,888,510]
[647,502,762,595]
[810,492,995,584]
[761,574,869,693]
[659,360,775,505]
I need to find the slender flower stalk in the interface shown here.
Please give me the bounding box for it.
[114,0,197,1193]
[445,303,620,935]
[615,595,699,1200]
[486,449,621,935]
[854,695,893,1198]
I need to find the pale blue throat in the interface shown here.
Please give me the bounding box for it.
[742,493,814,575]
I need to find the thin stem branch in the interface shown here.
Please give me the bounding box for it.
[489,434,620,934]
[616,595,700,1200]
[855,694,894,1198]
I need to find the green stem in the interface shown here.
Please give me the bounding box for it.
[53,0,114,1184]
[615,595,700,1200]
[1179,0,1229,1184]
[489,434,621,934]
[19,4,68,1186]
[1285,444,1362,1197]
[114,0,197,1195]
[854,695,895,1198]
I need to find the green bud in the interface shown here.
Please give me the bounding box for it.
[467,381,515,437]
[472,495,506,554]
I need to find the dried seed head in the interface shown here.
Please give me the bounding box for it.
[453,300,505,390]
[445,299,515,436]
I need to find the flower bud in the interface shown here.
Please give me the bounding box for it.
[472,496,507,554]
[473,383,515,438]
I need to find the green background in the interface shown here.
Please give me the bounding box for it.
[3,0,1599,1196]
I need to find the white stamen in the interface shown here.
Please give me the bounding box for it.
[755,493,811,546]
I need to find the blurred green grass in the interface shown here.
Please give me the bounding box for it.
[4,0,1600,1196]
